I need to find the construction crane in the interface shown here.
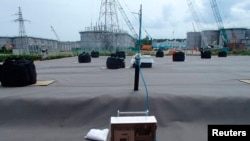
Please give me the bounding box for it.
[186,0,208,48]
[209,0,230,49]
[51,26,60,41]
[192,22,196,32]
[144,29,152,39]
[115,0,138,39]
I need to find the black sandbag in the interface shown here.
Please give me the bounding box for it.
[173,52,185,62]
[110,53,117,58]
[106,57,125,69]
[91,51,99,58]
[1,58,37,87]
[78,52,91,63]
[201,51,211,59]
[156,49,164,57]
[116,51,126,59]
[0,64,2,82]
[218,51,227,57]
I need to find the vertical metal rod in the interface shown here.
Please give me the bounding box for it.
[134,5,142,91]
[134,58,140,91]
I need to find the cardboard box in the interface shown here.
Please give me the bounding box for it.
[110,116,157,141]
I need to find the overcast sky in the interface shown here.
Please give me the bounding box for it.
[0,0,249,41]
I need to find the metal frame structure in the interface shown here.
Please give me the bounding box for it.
[116,0,138,39]
[98,0,119,32]
[209,0,230,47]
[14,7,30,54]
[186,0,208,48]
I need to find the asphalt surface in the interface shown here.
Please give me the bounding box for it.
[0,55,250,141]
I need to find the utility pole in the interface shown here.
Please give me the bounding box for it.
[14,7,30,54]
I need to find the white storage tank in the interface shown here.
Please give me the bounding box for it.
[219,28,247,45]
[202,30,219,46]
[245,29,250,39]
[186,32,201,49]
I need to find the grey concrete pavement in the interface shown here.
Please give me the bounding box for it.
[0,55,249,141]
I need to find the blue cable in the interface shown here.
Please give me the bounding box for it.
[139,63,159,141]
[139,65,149,112]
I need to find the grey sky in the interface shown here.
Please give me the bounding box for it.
[0,0,249,41]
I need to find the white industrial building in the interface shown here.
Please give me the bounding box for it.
[0,36,80,55]
[79,26,135,52]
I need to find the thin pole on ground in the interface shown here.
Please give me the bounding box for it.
[134,4,142,91]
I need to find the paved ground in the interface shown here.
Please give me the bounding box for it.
[0,55,249,141]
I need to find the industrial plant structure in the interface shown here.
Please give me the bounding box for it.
[1,0,136,55]
[79,0,136,52]
[79,27,134,52]
[0,7,81,55]
[1,1,250,54]
[0,36,80,55]
[186,28,250,50]
[186,0,250,50]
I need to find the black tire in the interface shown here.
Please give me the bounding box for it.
[218,51,227,57]
[173,52,185,61]
[1,58,37,87]
[91,51,99,58]
[78,52,91,63]
[156,49,164,57]
[201,51,211,59]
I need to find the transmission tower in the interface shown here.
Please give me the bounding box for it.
[14,7,30,54]
[98,0,119,32]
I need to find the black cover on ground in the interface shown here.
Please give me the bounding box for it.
[173,52,185,61]
[0,56,250,141]
[218,51,227,57]
[91,51,99,58]
[0,64,2,82]
[156,49,164,57]
[78,52,91,63]
[106,57,125,69]
[1,58,37,87]
[201,51,212,59]
[116,51,126,59]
